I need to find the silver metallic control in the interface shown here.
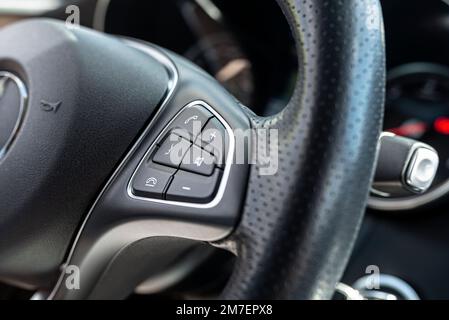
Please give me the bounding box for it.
[405,147,439,193]
[371,133,439,197]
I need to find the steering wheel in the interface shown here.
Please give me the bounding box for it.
[0,0,385,299]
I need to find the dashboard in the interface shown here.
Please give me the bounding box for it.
[344,0,449,300]
[0,0,449,299]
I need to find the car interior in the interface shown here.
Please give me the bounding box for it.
[0,0,448,301]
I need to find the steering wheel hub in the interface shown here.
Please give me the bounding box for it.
[0,19,169,288]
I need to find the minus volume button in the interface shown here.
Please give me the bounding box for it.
[165,170,222,203]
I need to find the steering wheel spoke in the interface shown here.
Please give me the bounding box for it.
[47,39,251,299]
[0,0,385,300]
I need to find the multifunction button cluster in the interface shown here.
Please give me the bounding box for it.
[131,103,229,204]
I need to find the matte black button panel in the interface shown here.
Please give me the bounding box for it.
[153,133,191,169]
[166,170,222,203]
[167,105,213,142]
[132,163,176,199]
[130,102,229,204]
[195,118,228,168]
[180,144,216,176]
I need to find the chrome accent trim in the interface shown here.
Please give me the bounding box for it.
[359,290,398,300]
[405,146,439,193]
[353,274,420,300]
[92,0,111,32]
[335,283,364,300]
[368,183,449,211]
[47,39,179,299]
[126,100,235,209]
[0,0,63,15]
[0,71,28,162]
[30,291,49,300]
[48,220,227,300]
[369,132,442,211]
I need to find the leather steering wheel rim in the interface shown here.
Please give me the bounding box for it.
[217,0,385,299]
[0,0,385,299]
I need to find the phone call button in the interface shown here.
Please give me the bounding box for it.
[169,105,213,142]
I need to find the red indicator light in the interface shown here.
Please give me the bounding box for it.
[388,122,427,137]
[434,117,449,135]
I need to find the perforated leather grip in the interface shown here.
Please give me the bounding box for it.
[218,0,385,299]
